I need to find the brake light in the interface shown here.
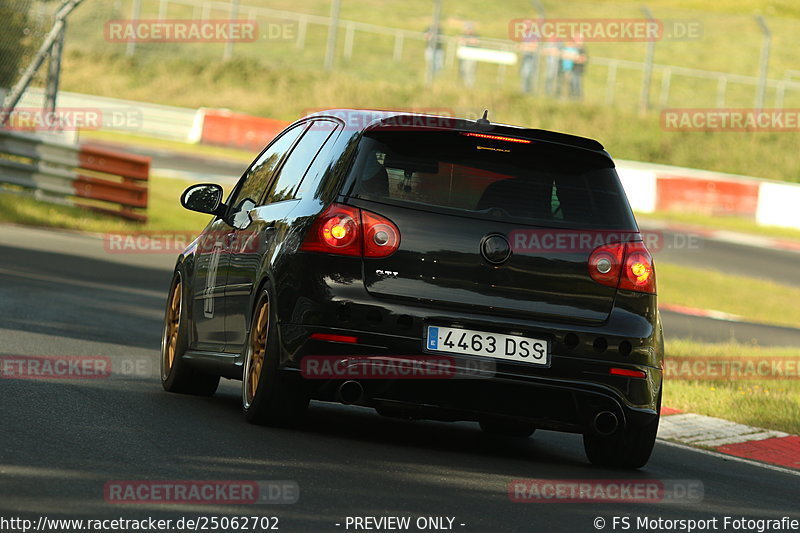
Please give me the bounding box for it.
[460,132,532,144]
[588,240,656,294]
[620,241,654,292]
[301,203,401,258]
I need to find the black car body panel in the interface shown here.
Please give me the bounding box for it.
[170,109,663,448]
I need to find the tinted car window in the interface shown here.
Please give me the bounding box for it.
[229,124,305,208]
[264,121,338,204]
[347,130,636,230]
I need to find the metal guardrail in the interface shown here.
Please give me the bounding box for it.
[0,129,151,221]
[18,87,198,142]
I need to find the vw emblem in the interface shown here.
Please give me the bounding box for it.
[480,234,511,265]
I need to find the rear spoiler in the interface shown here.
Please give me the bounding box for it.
[364,114,608,157]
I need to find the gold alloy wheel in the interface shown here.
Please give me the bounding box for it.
[245,299,269,408]
[162,279,182,377]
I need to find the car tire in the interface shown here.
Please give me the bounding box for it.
[479,419,536,438]
[161,272,220,396]
[583,404,660,469]
[242,289,309,426]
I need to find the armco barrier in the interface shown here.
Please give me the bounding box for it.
[19,87,197,142]
[192,108,290,152]
[0,129,150,222]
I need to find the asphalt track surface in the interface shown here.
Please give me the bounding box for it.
[1,225,799,532]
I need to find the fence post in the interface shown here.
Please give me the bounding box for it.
[125,0,142,57]
[343,22,355,60]
[658,67,671,108]
[393,30,404,61]
[425,0,443,86]
[639,6,656,114]
[296,17,307,49]
[776,81,786,109]
[716,76,727,108]
[530,0,546,95]
[605,61,617,106]
[755,15,771,109]
[324,0,341,70]
[222,0,240,62]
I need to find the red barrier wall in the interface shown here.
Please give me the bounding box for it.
[656,175,759,217]
[199,109,290,152]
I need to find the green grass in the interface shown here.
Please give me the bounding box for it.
[657,262,800,329]
[54,49,800,184]
[664,340,800,434]
[31,0,800,184]
[637,210,800,241]
[0,175,227,233]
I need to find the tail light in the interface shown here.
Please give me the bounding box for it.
[588,240,656,294]
[301,203,400,258]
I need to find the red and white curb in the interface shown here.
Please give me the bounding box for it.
[638,218,800,254]
[659,407,800,470]
[658,303,744,322]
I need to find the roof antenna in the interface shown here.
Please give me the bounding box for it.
[476,109,490,125]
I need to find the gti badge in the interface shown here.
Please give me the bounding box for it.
[375,269,399,278]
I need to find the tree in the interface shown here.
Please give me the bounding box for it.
[0,1,35,91]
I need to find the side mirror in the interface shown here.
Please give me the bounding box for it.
[180,183,224,215]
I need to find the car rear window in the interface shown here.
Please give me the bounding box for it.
[344,130,637,230]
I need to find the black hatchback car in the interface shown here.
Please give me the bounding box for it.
[162,110,663,469]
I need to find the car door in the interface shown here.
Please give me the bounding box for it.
[223,120,342,353]
[191,123,306,352]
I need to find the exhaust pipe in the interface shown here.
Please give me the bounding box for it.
[337,380,364,405]
[592,411,619,436]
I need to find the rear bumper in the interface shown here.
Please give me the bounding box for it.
[279,321,662,433]
[273,254,662,433]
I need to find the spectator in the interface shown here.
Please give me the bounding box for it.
[424,25,444,78]
[542,37,561,97]
[569,35,587,100]
[518,31,540,94]
[559,38,580,99]
[458,22,480,88]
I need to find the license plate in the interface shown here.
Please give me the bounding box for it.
[425,326,548,366]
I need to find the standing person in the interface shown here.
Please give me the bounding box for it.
[559,38,580,99]
[542,37,561,97]
[458,22,480,88]
[424,25,444,78]
[518,32,539,94]
[569,35,587,100]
